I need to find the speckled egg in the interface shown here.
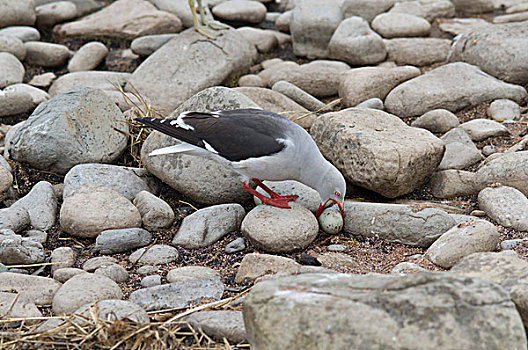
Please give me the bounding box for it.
[318,207,343,234]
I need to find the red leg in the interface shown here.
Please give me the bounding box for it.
[251,178,299,202]
[242,182,293,209]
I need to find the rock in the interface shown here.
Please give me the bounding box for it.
[500,239,528,250]
[356,97,384,109]
[0,34,26,60]
[129,244,178,265]
[0,90,33,117]
[0,272,61,305]
[173,204,245,249]
[140,87,257,205]
[6,87,128,174]
[4,83,50,106]
[0,206,30,233]
[311,108,444,198]
[0,52,24,89]
[253,180,320,213]
[426,219,499,268]
[147,0,204,28]
[290,0,342,58]
[133,191,174,230]
[60,183,142,238]
[130,33,177,56]
[271,80,325,112]
[411,109,460,133]
[166,266,220,283]
[343,202,456,247]
[493,11,528,24]
[438,128,483,170]
[327,244,347,252]
[183,311,246,343]
[328,17,386,65]
[141,275,161,287]
[237,27,278,53]
[428,170,481,198]
[225,237,245,253]
[49,71,131,96]
[0,291,42,322]
[94,228,151,254]
[129,277,224,311]
[212,0,266,24]
[94,263,128,283]
[35,1,78,27]
[24,229,47,245]
[339,66,420,108]
[317,252,357,269]
[52,273,123,315]
[389,0,455,21]
[50,247,76,274]
[67,41,108,72]
[243,272,527,349]
[83,256,118,272]
[341,0,397,22]
[0,26,40,42]
[487,99,521,121]
[126,28,256,114]
[137,265,157,275]
[0,232,45,264]
[11,181,57,231]
[439,17,491,35]
[391,262,427,274]
[0,164,12,198]
[477,151,528,196]
[266,60,350,98]
[275,10,291,32]
[384,38,451,66]
[237,74,266,88]
[28,72,56,87]
[385,62,527,117]
[234,253,301,283]
[24,41,70,68]
[242,204,318,253]
[0,0,36,27]
[371,13,431,38]
[459,119,509,141]
[448,22,528,85]
[54,0,182,40]
[63,163,159,200]
[478,186,528,231]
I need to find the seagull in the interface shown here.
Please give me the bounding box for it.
[188,0,228,39]
[136,109,346,219]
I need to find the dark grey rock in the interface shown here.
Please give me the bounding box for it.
[94,228,152,254]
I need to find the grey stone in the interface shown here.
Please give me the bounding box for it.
[225,237,246,253]
[24,229,47,245]
[328,17,386,65]
[371,13,431,38]
[500,239,528,250]
[341,0,396,22]
[24,41,70,68]
[439,17,491,35]
[271,80,325,112]
[0,206,29,233]
[327,244,347,252]
[0,52,24,89]
[237,74,266,88]
[53,268,86,283]
[477,151,528,196]
[411,109,460,133]
[68,41,108,72]
[242,204,318,253]
[54,0,182,40]
[478,186,528,231]
[35,1,78,27]
[389,0,455,21]
[0,34,26,60]
[0,272,61,305]
[391,262,427,275]
[343,202,456,247]
[244,272,526,350]
[4,83,50,106]
[385,62,527,117]
[64,163,159,200]
[311,108,444,198]
[137,265,158,275]
[290,0,342,59]
[12,181,57,231]
[356,98,384,109]
[50,247,76,274]
[82,256,118,272]
[317,252,357,270]
[49,71,131,96]
[94,228,151,254]
[129,277,224,311]
[166,266,220,283]
[0,26,40,42]
[339,66,420,108]
[448,22,528,84]
[459,119,509,141]
[275,10,291,32]
[253,180,320,213]
[28,72,56,87]
[94,263,128,283]
[493,11,528,23]
[183,310,246,343]
[147,0,206,27]
[237,27,278,53]
[140,87,257,205]
[141,275,161,287]
[133,191,174,230]
[0,292,41,321]
[129,244,178,265]
[428,170,481,198]
[0,90,33,117]
[426,219,499,268]
[6,87,128,174]
[438,128,483,170]
[212,0,267,24]
[234,253,301,283]
[0,0,36,27]
[126,28,256,114]
[130,34,177,56]
[487,99,521,121]
[173,204,245,249]
[60,184,142,238]
[0,232,45,265]
[384,38,451,66]
[52,273,123,315]
[0,163,12,200]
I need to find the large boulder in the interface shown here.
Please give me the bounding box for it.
[310,108,444,198]
[126,28,256,114]
[244,272,527,349]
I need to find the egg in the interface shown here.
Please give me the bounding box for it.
[317,207,344,234]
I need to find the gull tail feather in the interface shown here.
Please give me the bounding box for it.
[149,143,201,156]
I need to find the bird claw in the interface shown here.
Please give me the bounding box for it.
[262,196,293,209]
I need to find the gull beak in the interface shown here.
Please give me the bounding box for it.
[315,199,346,219]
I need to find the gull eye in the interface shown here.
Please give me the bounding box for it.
[334,191,341,197]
